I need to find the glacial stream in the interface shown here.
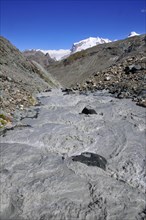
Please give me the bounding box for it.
[0,89,146,220]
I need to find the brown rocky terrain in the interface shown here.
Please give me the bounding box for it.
[0,36,59,115]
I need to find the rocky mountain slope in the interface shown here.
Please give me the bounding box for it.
[0,36,59,114]
[47,34,146,104]
[23,50,55,68]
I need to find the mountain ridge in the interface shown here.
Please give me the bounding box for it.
[25,35,111,61]
[24,32,140,61]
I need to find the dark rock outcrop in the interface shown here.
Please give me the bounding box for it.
[81,107,97,115]
[72,152,107,170]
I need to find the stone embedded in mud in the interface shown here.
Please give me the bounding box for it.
[71,152,107,170]
[81,107,97,115]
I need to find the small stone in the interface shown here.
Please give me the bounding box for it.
[99,112,103,116]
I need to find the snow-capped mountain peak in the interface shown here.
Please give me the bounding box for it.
[128,31,140,38]
[29,36,111,60]
[71,36,111,53]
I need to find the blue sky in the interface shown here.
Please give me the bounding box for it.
[0,0,146,50]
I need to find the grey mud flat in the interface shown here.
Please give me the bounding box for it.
[0,89,146,220]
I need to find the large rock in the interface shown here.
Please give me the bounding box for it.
[71,152,107,170]
[81,107,97,115]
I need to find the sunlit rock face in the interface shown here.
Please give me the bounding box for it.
[0,89,145,220]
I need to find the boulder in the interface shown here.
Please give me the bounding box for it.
[71,152,107,170]
[81,107,97,115]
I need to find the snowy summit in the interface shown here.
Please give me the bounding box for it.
[71,37,111,53]
[128,31,140,38]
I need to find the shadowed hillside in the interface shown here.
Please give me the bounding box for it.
[0,36,59,113]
